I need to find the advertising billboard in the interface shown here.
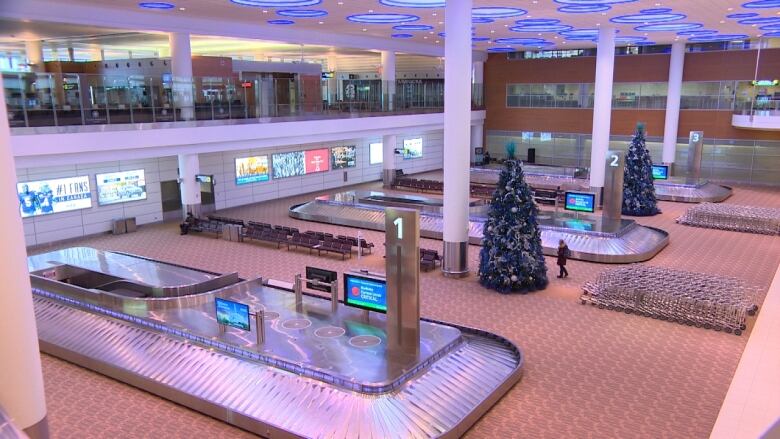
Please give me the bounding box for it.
[331,145,357,169]
[402,138,422,159]
[304,148,330,174]
[344,274,387,313]
[564,192,596,213]
[235,155,270,185]
[651,165,669,180]
[17,175,92,218]
[272,151,305,179]
[369,142,383,165]
[95,169,147,206]
[215,297,250,331]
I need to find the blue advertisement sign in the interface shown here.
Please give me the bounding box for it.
[17,175,92,218]
[344,274,387,313]
[215,298,250,331]
[652,165,669,180]
[564,192,596,213]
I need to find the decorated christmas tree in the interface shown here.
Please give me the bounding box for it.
[622,123,660,216]
[478,160,548,294]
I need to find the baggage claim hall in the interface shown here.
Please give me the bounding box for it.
[1,0,779,438]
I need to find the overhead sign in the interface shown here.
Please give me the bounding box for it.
[344,274,387,313]
[751,79,778,86]
[17,175,92,218]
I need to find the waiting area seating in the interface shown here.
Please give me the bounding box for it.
[188,218,224,238]
[394,177,565,206]
[420,248,442,272]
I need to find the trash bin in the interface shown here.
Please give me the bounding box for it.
[112,219,127,235]
[222,224,232,241]
[230,224,243,242]
[125,217,137,233]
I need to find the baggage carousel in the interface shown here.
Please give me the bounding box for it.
[653,178,732,203]
[28,247,524,438]
[290,191,669,264]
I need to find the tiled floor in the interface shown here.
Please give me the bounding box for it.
[31,179,780,439]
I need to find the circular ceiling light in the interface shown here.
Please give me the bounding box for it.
[554,0,636,4]
[138,2,175,9]
[760,23,780,29]
[565,35,599,40]
[510,24,574,32]
[615,35,647,43]
[472,7,527,18]
[557,5,612,13]
[515,18,561,25]
[738,17,780,24]
[677,29,718,35]
[687,34,750,42]
[742,0,780,8]
[633,41,657,45]
[472,17,495,23]
[267,19,294,24]
[346,13,420,24]
[392,24,433,30]
[726,12,759,18]
[230,0,322,6]
[635,22,703,31]
[610,12,686,24]
[493,37,549,45]
[559,28,599,36]
[380,0,444,7]
[391,33,414,38]
[639,8,672,13]
[472,36,491,42]
[276,9,327,17]
[762,31,780,36]
[487,47,517,53]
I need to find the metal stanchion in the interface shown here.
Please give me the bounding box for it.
[330,280,339,313]
[294,274,303,313]
[254,311,265,345]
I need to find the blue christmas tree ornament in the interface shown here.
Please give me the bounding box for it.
[478,160,548,294]
[622,123,660,216]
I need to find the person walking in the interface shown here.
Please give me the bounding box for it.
[557,239,570,278]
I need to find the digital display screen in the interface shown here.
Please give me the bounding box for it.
[331,145,357,169]
[304,149,330,174]
[540,132,552,142]
[96,169,147,206]
[215,297,250,331]
[235,156,270,185]
[369,142,383,165]
[306,266,337,293]
[402,138,422,160]
[344,274,387,313]
[564,192,596,213]
[17,175,92,218]
[272,151,305,179]
[652,165,669,180]
[195,174,212,184]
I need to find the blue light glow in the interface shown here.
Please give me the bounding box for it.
[393,24,433,30]
[392,33,414,38]
[472,36,491,42]
[487,47,517,53]
[677,29,718,35]
[615,36,647,43]
[554,0,636,4]
[380,0,444,7]
[633,41,657,45]
[267,19,294,24]
[640,8,672,13]
[760,23,780,30]
[346,13,420,24]
[276,9,327,17]
[742,0,780,8]
[557,5,612,13]
[230,0,321,6]
[610,12,686,24]
[515,18,560,25]
[635,23,703,31]
[763,31,780,36]
[138,2,175,9]
[738,17,780,24]
[559,28,599,36]
[687,34,750,42]
[727,13,759,18]
[510,24,574,32]
[472,17,495,24]
[565,35,599,40]
[472,7,527,18]
[493,37,549,45]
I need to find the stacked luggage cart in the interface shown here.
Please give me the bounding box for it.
[581,265,760,335]
[676,203,780,235]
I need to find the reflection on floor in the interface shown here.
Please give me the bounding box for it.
[31,177,780,439]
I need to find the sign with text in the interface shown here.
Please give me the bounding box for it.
[304,149,330,174]
[384,207,420,353]
[564,192,596,213]
[215,298,250,331]
[96,169,147,206]
[235,156,270,185]
[652,165,669,180]
[17,175,92,218]
[344,274,387,313]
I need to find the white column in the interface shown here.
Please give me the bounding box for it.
[380,50,396,111]
[326,54,338,104]
[178,153,201,217]
[471,123,484,164]
[0,76,48,436]
[442,0,472,277]
[382,134,397,187]
[472,61,484,107]
[24,40,44,73]
[662,41,685,166]
[589,27,616,190]
[169,32,194,121]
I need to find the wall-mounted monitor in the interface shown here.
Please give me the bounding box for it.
[195,174,213,184]
[235,156,270,185]
[344,274,387,313]
[306,266,338,293]
[369,142,383,165]
[652,165,669,180]
[96,169,147,206]
[564,192,596,213]
[17,175,92,218]
[304,148,330,174]
[215,297,250,331]
[402,138,422,160]
[331,145,356,170]
[272,151,305,179]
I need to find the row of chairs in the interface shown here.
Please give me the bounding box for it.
[207,215,245,226]
[189,218,224,237]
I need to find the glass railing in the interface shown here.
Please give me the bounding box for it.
[734,96,780,116]
[3,73,468,129]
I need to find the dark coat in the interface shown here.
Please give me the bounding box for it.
[557,245,568,266]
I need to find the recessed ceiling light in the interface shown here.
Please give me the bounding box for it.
[490,30,495,33]
[728,7,734,10]
[318,21,323,24]
[178,7,185,10]
[362,28,367,31]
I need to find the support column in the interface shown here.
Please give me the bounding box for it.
[662,41,685,169]
[442,0,472,278]
[169,32,194,121]
[382,134,397,187]
[326,54,338,105]
[380,50,396,111]
[0,76,48,438]
[589,27,616,196]
[470,123,484,164]
[472,60,484,107]
[24,40,44,73]
[178,153,201,218]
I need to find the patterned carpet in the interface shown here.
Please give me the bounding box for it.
[30,178,780,439]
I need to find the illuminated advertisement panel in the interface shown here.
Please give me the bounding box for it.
[304,148,330,174]
[17,175,92,218]
[235,156,270,185]
[96,169,147,205]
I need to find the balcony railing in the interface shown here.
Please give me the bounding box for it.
[3,72,485,129]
